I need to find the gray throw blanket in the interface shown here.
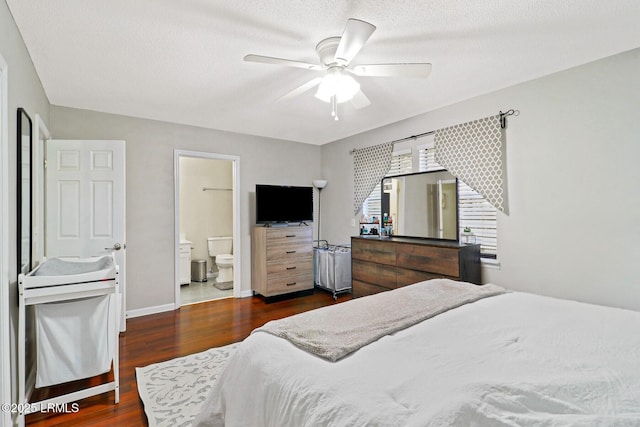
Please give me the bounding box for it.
[255,279,506,362]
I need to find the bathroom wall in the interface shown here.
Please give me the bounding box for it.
[179,157,233,273]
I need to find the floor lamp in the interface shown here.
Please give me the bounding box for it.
[312,180,328,247]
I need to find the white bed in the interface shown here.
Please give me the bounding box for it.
[194,280,640,426]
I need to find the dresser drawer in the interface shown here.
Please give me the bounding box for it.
[396,267,455,288]
[266,256,313,277]
[351,238,396,266]
[395,244,460,277]
[266,271,313,295]
[266,227,312,244]
[352,259,396,289]
[266,241,313,261]
[265,226,312,260]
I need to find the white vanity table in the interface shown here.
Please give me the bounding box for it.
[179,237,192,285]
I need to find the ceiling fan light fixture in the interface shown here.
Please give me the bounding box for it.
[314,68,360,103]
[245,18,432,120]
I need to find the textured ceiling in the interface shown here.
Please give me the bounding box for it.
[7,0,640,145]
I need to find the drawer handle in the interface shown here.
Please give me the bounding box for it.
[286,250,296,254]
[286,282,297,286]
[286,266,297,270]
[285,234,296,238]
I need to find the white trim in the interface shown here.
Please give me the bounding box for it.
[239,290,253,298]
[126,303,176,319]
[33,114,50,268]
[481,257,501,270]
[416,141,435,150]
[391,147,411,156]
[173,150,241,308]
[0,53,11,427]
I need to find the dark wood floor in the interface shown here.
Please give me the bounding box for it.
[26,289,350,426]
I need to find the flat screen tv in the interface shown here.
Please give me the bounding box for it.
[256,184,313,224]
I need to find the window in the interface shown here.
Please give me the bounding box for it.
[362,150,412,220]
[419,146,497,257]
[360,144,498,258]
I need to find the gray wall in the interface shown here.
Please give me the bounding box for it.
[320,47,640,311]
[1,0,51,421]
[50,106,321,312]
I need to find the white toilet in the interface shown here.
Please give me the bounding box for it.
[207,237,234,283]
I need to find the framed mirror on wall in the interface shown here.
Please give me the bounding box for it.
[380,170,459,241]
[17,107,32,275]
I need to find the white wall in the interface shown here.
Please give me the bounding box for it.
[320,48,640,311]
[50,106,321,312]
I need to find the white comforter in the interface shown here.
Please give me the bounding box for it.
[194,291,640,426]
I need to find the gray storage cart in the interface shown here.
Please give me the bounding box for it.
[313,241,352,300]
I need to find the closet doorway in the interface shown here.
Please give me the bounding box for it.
[173,150,240,306]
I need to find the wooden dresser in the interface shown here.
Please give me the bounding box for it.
[252,225,314,300]
[351,236,481,298]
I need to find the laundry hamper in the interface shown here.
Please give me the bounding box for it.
[313,243,352,300]
[17,255,121,423]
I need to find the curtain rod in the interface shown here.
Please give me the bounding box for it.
[349,131,434,155]
[202,187,232,191]
[349,109,515,155]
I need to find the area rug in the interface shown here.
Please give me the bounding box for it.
[213,281,233,291]
[136,342,239,427]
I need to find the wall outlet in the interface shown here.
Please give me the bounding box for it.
[351,218,356,227]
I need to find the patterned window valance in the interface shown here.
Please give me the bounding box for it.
[435,114,508,213]
[353,142,394,214]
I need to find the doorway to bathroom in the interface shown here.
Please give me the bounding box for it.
[174,150,240,307]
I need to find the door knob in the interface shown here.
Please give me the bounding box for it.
[105,243,123,251]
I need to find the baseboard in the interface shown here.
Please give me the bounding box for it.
[127,292,253,318]
[127,303,175,319]
[239,289,253,298]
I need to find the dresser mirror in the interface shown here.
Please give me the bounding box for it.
[17,107,32,275]
[381,170,458,241]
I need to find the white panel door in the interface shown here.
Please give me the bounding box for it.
[46,140,126,330]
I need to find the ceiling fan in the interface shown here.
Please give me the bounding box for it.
[244,18,432,120]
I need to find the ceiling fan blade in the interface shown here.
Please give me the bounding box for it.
[244,54,323,71]
[334,19,376,66]
[352,63,432,78]
[350,89,371,110]
[278,77,324,102]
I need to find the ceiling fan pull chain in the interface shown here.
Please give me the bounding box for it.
[332,95,339,120]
